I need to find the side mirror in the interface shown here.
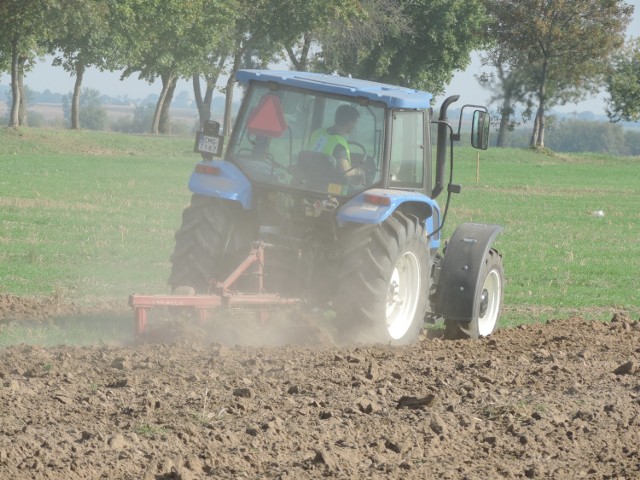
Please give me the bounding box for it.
[471,110,490,150]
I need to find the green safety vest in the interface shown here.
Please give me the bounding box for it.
[308,128,351,163]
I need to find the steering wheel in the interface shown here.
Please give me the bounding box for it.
[346,142,380,184]
[348,141,367,159]
[361,156,378,184]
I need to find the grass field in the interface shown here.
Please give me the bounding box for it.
[1,127,638,338]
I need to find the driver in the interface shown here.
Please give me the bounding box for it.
[308,104,365,180]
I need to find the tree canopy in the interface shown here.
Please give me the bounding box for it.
[49,0,111,129]
[5,0,636,141]
[0,0,492,134]
[0,0,57,127]
[318,0,488,96]
[606,38,640,123]
[483,0,633,148]
[105,0,237,133]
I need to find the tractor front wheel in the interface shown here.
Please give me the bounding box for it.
[333,212,430,345]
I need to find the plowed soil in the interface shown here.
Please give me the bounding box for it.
[0,296,638,479]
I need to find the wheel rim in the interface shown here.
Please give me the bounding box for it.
[386,251,421,340]
[477,268,502,336]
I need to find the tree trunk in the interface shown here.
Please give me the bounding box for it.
[496,93,513,148]
[71,62,85,130]
[193,74,206,124]
[193,56,225,127]
[529,112,539,147]
[530,104,546,149]
[159,76,177,134]
[223,74,235,137]
[223,49,243,136]
[18,66,27,126]
[9,36,20,128]
[496,112,509,147]
[286,33,312,72]
[530,59,548,149]
[193,74,214,126]
[151,72,175,134]
[537,109,545,148]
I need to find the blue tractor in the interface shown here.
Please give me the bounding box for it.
[157,69,503,344]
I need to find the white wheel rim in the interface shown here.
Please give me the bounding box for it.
[478,268,502,336]
[386,252,421,340]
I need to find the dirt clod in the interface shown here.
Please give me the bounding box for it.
[396,394,438,409]
[614,360,637,375]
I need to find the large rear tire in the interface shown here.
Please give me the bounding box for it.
[333,212,430,345]
[168,195,251,293]
[444,248,504,339]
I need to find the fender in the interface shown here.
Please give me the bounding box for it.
[336,188,442,248]
[188,160,252,209]
[435,222,503,322]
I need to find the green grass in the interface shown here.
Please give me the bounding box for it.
[1,128,639,343]
[0,128,194,300]
[444,147,640,325]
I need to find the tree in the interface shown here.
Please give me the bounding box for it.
[62,88,107,130]
[191,0,365,134]
[318,0,488,95]
[187,1,237,128]
[211,0,318,134]
[606,38,640,123]
[545,118,627,155]
[110,103,155,133]
[283,0,362,73]
[477,50,532,147]
[484,0,632,148]
[0,0,56,127]
[0,45,8,74]
[49,0,111,129]
[110,0,235,134]
[4,83,34,125]
[192,58,226,127]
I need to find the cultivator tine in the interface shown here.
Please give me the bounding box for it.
[135,307,148,336]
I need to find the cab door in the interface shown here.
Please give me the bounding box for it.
[388,110,430,195]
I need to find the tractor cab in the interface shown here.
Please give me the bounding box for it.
[196,70,489,206]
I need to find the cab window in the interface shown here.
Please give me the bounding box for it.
[390,111,425,189]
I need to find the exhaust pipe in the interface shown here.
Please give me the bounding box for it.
[433,95,459,199]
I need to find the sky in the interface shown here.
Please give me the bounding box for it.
[2,0,639,113]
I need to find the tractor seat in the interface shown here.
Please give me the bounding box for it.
[293,150,344,188]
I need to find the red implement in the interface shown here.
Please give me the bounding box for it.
[129,242,300,335]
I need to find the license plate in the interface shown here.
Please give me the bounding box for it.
[195,132,223,156]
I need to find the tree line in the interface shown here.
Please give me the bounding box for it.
[0,0,638,149]
[495,118,640,156]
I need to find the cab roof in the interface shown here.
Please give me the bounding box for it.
[236,69,433,110]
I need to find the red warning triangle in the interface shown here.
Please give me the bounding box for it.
[247,94,287,137]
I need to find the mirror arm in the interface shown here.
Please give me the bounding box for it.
[455,104,489,136]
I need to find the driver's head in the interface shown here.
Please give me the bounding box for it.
[334,105,359,132]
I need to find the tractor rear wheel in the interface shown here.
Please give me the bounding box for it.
[444,248,504,339]
[168,195,251,293]
[333,212,429,345]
